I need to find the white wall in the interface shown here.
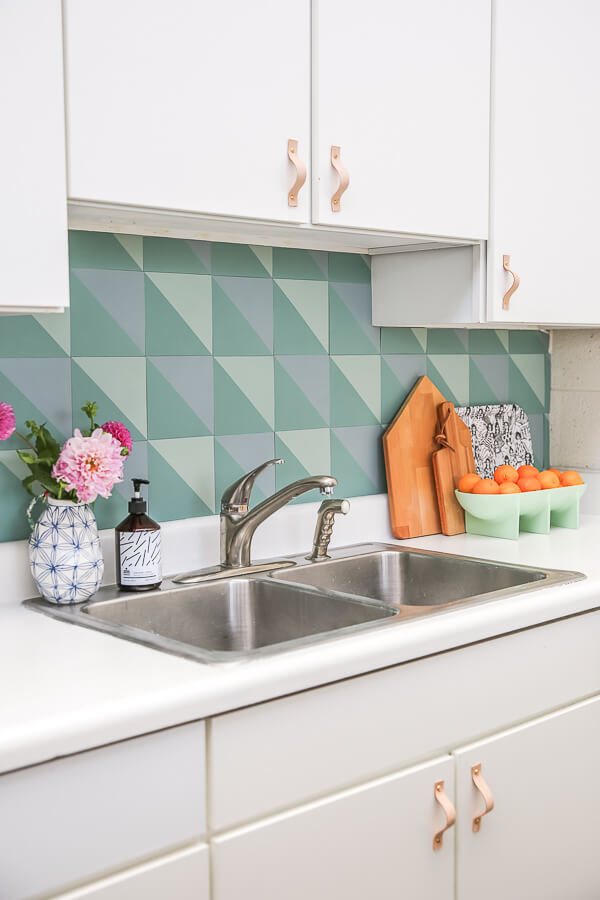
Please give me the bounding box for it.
[550,330,600,469]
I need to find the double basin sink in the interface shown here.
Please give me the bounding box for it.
[26,544,583,663]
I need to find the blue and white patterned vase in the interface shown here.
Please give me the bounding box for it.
[29,498,104,604]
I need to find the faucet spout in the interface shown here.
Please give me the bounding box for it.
[221,474,337,568]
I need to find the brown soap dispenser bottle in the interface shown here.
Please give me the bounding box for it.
[116,478,162,591]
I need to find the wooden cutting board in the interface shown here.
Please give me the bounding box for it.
[382,376,445,539]
[432,401,477,535]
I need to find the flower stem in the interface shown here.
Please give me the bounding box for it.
[14,431,37,453]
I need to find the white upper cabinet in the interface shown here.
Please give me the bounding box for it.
[488,0,600,325]
[312,0,491,239]
[64,0,311,224]
[1,0,69,312]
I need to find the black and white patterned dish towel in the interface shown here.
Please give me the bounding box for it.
[454,403,534,480]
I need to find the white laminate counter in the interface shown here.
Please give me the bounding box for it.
[1,494,599,774]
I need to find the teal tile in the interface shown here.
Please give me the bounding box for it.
[71,270,145,356]
[381,328,427,354]
[69,232,142,270]
[95,441,148,530]
[215,433,276,508]
[508,330,549,354]
[426,329,469,354]
[468,329,509,354]
[212,242,271,278]
[330,357,380,426]
[427,355,469,405]
[275,356,329,431]
[329,283,379,355]
[148,438,215,519]
[328,252,371,283]
[381,356,426,424]
[0,358,72,450]
[214,357,274,435]
[213,276,273,355]
[72,357,147,441]
[0,312,69,358]
[143,237,210,274]
[275,429,331,503]
[469,356,509,405]
[331,426,385,497]
[273,248,328,280]
[0,451,31,541]
[147,357,213,439]
[274,280,328,354]
[508,356,545,414]
[145,273,212,356]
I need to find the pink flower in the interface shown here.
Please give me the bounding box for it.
[0,402,16,441]
[52,428,124,503]
[101,420,132,455]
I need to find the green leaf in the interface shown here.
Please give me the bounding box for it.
[21,475,36,496]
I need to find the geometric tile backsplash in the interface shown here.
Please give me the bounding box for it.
[0,231,550,542]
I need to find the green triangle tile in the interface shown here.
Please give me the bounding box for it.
[328,252,370,283]
[146,273,212,353]
[468,329,510,355]
[469,358,498,406]
[0,368,69,450]
[70,272,144,357]
[0,453,29,541]
[150,437,214,512]
[330,360,379,427]
[275,430,331,504]
[507,359,544,414]
[274,280,328,351]
[426,360,463,407]
[148,445,212,521]
[426,329,469,354]
[381,359,410,424]
[273,248,328,280]
[0,315,67,358]
[214,361,273,435]
[469,355,508,404]
[330,431,378,496]
[274,284,327,355]
[275,360,327,431]
[380,328,426,354]
[427,355,469,405]
[217,357,273,429]
[33,311,70,356]
[72,359,146,440]
[143,237,210,274]
[146,361,211,439]
[145,276,211,355]
[509,355,546,410]
[508,331,549,354]
[329,286,379,355]
[250,245,273,275]
[114,234,143,269]
[212,242,271,278]
[212,280,271,356]
[69,231,142,270]
[331,356,380,420]
[214,440,272,508]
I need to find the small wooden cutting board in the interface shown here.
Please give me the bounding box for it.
[432,401,476,535]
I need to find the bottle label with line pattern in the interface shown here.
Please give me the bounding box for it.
[119,531,162,586]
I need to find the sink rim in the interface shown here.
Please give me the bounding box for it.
[24,542,585,665]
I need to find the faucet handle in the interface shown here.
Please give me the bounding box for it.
[221,458,284,513]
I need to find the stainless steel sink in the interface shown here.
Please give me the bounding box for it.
[25,543,584,663]
[272,545,571,608]
[26,577,398,662]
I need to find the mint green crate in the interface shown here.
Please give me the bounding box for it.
[455,484,587,540]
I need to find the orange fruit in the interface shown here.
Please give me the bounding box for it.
[472,479,500,494]
[517,465,540,479]
[538,470,560,489]
[457,473,481,493]
[499,482,521,493]
[560,470,584,487]
[494,464,519,485]
[517,476,542,492]
[548,468,562,477]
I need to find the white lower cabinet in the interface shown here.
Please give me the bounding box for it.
[211,755,455,900]
[51,844,209,900]
[454,695,600,900]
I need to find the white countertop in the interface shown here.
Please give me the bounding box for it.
[1,495,599,775]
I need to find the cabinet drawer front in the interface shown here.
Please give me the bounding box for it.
[51,844,209,900]
[210,611,600,829]
[0,722,206,900]
[212,756,454,900]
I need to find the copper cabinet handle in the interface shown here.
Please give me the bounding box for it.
[502,254,520,310]
[433,780,456,850]
[471,763,495,832]
[287,139,307,207]
[331,145,349,211]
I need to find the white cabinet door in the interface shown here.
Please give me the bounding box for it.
[312,0,490,239]
[65,0,311,224]
[454,695,600,900]
[52,844,209,900]
[488,0,600,324]
[212,755,455,900]
[0,0,69,312]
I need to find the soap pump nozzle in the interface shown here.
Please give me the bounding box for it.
[129,477,150,514]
